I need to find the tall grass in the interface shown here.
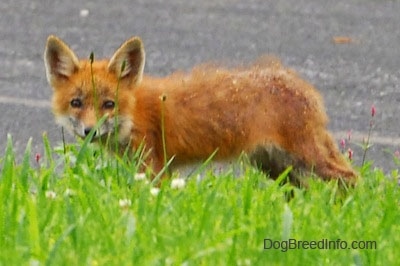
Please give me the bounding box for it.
[0,134,399,265]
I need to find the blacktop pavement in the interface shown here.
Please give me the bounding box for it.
[1,0,400,173]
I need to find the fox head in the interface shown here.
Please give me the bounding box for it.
[44,35,145,145]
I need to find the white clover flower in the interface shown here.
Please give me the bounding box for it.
[45,190,57,199]
[150,187,160,196]
[119,198,132,208]
[171,178,186,189]
[80,9,89,17]
[29,259,40,266]
[237,259,251,266]
[64,188,76,197]
[134,173,147,181]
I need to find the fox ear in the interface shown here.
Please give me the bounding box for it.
[44,35,80,84]
[108,37,145,85]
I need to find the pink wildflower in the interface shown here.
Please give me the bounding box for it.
[348,148,354,161]
[340,139,346,150]
[347,130,352,141]
[371,104,376,117]
[35,153,41,164]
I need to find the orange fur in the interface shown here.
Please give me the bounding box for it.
[44,35,358,185]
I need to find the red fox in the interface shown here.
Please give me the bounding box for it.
[44,35,357,185]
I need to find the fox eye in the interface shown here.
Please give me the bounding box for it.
[103,100,115,109]
[70,99,82,108]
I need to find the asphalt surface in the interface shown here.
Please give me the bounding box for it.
[1,0,400,172]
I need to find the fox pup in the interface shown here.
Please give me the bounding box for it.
[44,35,357,185]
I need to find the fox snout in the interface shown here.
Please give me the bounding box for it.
[74,119,112,139]
[82,126,108,139]
[55,114,106,140]
[83,127,95,137]
[55,111,133,146]
[71,118,100,139]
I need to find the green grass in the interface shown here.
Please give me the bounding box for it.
[0,134,399,266]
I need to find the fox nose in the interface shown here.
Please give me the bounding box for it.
[84,128,93,136]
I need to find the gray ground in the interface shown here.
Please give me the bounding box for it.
[1,0,400,173]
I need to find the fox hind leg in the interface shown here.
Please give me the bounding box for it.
[249,145,308,187]
[311,132,358,184]
[249,131,357,186]
[290,129,358,185]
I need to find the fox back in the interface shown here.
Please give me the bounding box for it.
[44,35,357,185]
